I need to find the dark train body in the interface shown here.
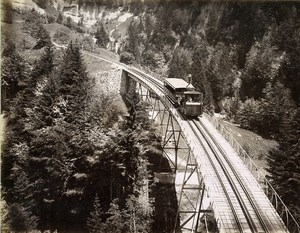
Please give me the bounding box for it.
[164,78,203,117]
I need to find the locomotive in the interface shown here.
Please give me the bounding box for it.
[164,78,203,117]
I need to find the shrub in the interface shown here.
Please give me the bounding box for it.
[47,15,55,24]
[82,36,94,51]
[236,98,262,131]
[222,97,240,120]
[120,52,135,65]
[53,30,70,44]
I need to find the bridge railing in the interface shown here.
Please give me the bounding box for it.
[71,46,299,232]
[203,109,300,233]
[126,69,299,232]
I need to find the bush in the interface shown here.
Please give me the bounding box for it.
[53,30,70,44]
[56,12,63,24]
[47,15,55,24]
[120,52,135,65]
[236,98,262,131]
[34,0,47,9]
[82,36,94,51]
[141,50,157,68]
[222,97,240,120]
[7,204,38,232]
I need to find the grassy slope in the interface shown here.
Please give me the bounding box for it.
[219,117,278,169]
[44,23,83,42]
[1,14,44,64]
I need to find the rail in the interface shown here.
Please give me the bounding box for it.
[187,120,245,232]
[196,119,270,232]
[203,108,300,233]
[55,42,299,232]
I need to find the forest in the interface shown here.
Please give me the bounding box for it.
[1,0,300,232]
[1,4,161,232]
[1,39,161,233]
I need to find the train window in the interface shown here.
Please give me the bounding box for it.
[186,93,201,102]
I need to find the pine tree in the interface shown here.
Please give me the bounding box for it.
[33,24,51,50]
[66,16,72,28]
[104,199,128,233]
[56,12,63,24]
[98,94,154,232]
[273,14,300,104]
[191,45,214,110]
[28,71,58,130]
[57,41,89,123]
[126,20,141,62]
[87,194,104,233]
[168,48,191,80]
[3,145,37,230]
[7,203,37,232]
[258,82,295,138]
[31,45,54,86]
[28,124,71,227]
[35,0,48,9]
[1,40,27,101]
[145,14,153,39]
[267,108,300,223]
[95,23,109,48]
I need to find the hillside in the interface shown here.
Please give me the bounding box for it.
[1,0,300,231]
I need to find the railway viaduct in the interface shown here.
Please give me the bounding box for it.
[118,66,297,233]
[55,42,299,233]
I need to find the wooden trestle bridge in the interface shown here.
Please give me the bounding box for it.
[54,42,299,233]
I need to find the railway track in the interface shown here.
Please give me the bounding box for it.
[53,44,292,232]
[114,62,290,232]
[114,63,273,232]
[188,119,270,232]
[84,57,284,232]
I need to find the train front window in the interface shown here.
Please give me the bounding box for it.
[186,94,200,102]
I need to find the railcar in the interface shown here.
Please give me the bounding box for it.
[164,78,203,117]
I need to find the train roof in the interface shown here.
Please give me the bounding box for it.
[164,78,195,90]
[184,90,202,95]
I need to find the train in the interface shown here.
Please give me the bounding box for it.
[164,78,203,117]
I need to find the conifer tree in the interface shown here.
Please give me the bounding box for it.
[98,94,154,232]
[168,48,191,80]
[7,203,37,232]
[66,16,72,28]
[87,194,104,233]
[56,12,63,24]
[267,108,300,222]
[104,199,128,233]
[258,82,295,137]
[95,23,109,48]
[58,41,89,123]
[31,45,54,86]
[3,143,38,229]
[33,24,51,50]
[1,40,27,101]
[35,0,48,9]
[191,45,214,110]
[126,21,141,62]
[145,14,153,39]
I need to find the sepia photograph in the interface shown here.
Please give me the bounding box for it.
[1,0,299,232]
